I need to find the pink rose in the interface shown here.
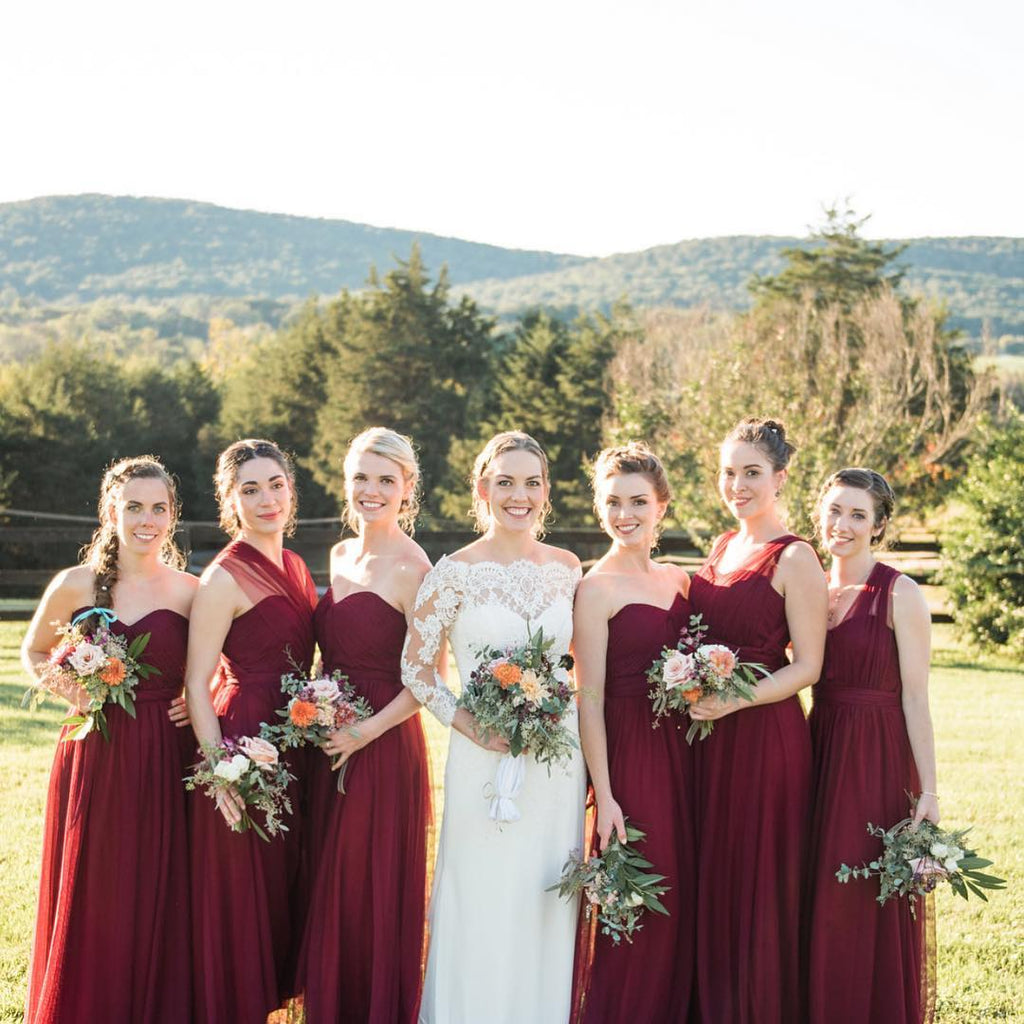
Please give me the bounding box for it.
[663,651,696,690]
[909,855,948,892]
[67,642,107,676]
[238,735,280,768]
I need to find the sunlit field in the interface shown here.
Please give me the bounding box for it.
[0,621,1020,1021]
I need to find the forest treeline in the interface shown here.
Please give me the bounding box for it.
[0,210,1004,545]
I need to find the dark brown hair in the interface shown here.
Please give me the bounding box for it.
[214,439,298,537]
[817,467,896,545]
[723,417,796,472]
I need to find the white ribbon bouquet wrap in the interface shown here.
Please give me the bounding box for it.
[488,751,527,823]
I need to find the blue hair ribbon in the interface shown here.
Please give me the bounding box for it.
[71,607,119,628]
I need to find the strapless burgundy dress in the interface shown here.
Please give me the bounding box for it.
[688,533,812,1023]
[189,541,317,1024]
[26,608,191,1024]
[576,593,697,1024]
[807,561,930,1023]
[296,589,431,1023]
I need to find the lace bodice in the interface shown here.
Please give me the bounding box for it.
[400,555,581,726]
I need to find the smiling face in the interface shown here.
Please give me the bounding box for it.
[718,440,786,522]
[109,476,173,557]
[819,483,878,558]
[345,450,410,530]
[476,448,548,535]
[232,456,293,536]
[597,471,665,549]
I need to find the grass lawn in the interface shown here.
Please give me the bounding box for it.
[1,621,1021,1021]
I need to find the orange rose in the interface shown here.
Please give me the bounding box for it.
[682,687,702,704]
[289,699,318,727]
[99,658,126,687]
[492,662,522,689]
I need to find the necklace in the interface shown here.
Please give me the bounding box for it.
[827,565,875,625]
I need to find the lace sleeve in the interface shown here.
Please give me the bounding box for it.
[400,558,463,727]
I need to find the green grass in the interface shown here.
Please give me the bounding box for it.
[1,622,1021,1021]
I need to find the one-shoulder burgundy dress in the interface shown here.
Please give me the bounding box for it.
[296,589,431,1024]
[189,541,317,1024]
[688,532,812,1023]
[576,593,697,1024]
[806,561,930,1023]
[26,608,191,1024]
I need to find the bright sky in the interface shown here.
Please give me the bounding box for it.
[2,0,1020,256]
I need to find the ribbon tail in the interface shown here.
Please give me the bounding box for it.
[488,752,526,823]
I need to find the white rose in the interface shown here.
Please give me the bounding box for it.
[930,842,949,859]
[213,754,250,782]
[626,891,645,907]
[310,677,340,701]
[947,846,963,862]
[944,857,960,873]
[68,642,108,676]
[553,666,570,686]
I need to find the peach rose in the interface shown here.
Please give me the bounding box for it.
[68,642,107,676]
[663,651,696,690]
[698,644,737,680]
[239,735,279,767]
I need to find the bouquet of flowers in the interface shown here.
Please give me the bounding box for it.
[647,613,768,743]
[185,735,294,841]
[459,623,577,823]
[836,817,1005,918]
[548,822,670,945]
[23,607,160,741]
[261,669,373,793]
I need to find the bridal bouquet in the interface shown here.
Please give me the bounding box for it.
[836,817,1005,918]
[23,607,160,741]
[186,735,294,841]
[647,613,767,743]
[549,823,670,945]
[459,623,577,823]
[261,669,373,793]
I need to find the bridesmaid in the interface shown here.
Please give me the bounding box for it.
[574,443,696,1022]
[806,468,938,1023]
[22,456,196,1023]
[296,427,432,1023]
[687,417,827,1023]
[186,439,318,1024]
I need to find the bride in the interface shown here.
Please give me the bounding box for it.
[402,431,585,1024]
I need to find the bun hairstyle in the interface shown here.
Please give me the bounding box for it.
[591,441,671,543]
[81,456,186,609]
[818,467,896,546]
[214,439,298,537]
[470,431,552,537]
[343,427,421,534]
[723,417,796,472]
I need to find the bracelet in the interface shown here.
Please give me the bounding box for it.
[920,791,940,799]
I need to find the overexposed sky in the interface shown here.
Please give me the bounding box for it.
[1,0,1020,256]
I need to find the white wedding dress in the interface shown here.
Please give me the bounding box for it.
[402,556,586,1024]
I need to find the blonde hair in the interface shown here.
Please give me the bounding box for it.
[591,441,671,545]
[342,427,421,534]
[214,439,298,537]
[470,431,552,538]
[81,456,186,608]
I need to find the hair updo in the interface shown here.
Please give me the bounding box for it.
[470,431,552,537]
[723,417,796,472]
[343,427,421,534]
[817,467,896,545]
[214,439,298,537]
[591,441,671,545]
[81,456,186,608]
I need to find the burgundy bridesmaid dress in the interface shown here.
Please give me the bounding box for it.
[26,609,191,1024]
[806,562,930,1024]
[688,532,812,1024]
[296,590,431,1024]
[577,593,697,1024]
[189,541,317,1024]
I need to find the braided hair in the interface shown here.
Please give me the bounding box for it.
[80,456,185,611]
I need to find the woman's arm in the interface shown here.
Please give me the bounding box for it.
[20,567,95,712]
[892,575,940,825]
[690,542,826,721]
[574,578,625,849]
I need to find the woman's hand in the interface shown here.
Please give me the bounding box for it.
[688,692,742,722]
[595,793,627,850]
[912,792,940,827]
[215,785,246,827]
[168,695,191,728]
[323,717,377,770]
[470,717,510,754]
[67,684,91,715]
